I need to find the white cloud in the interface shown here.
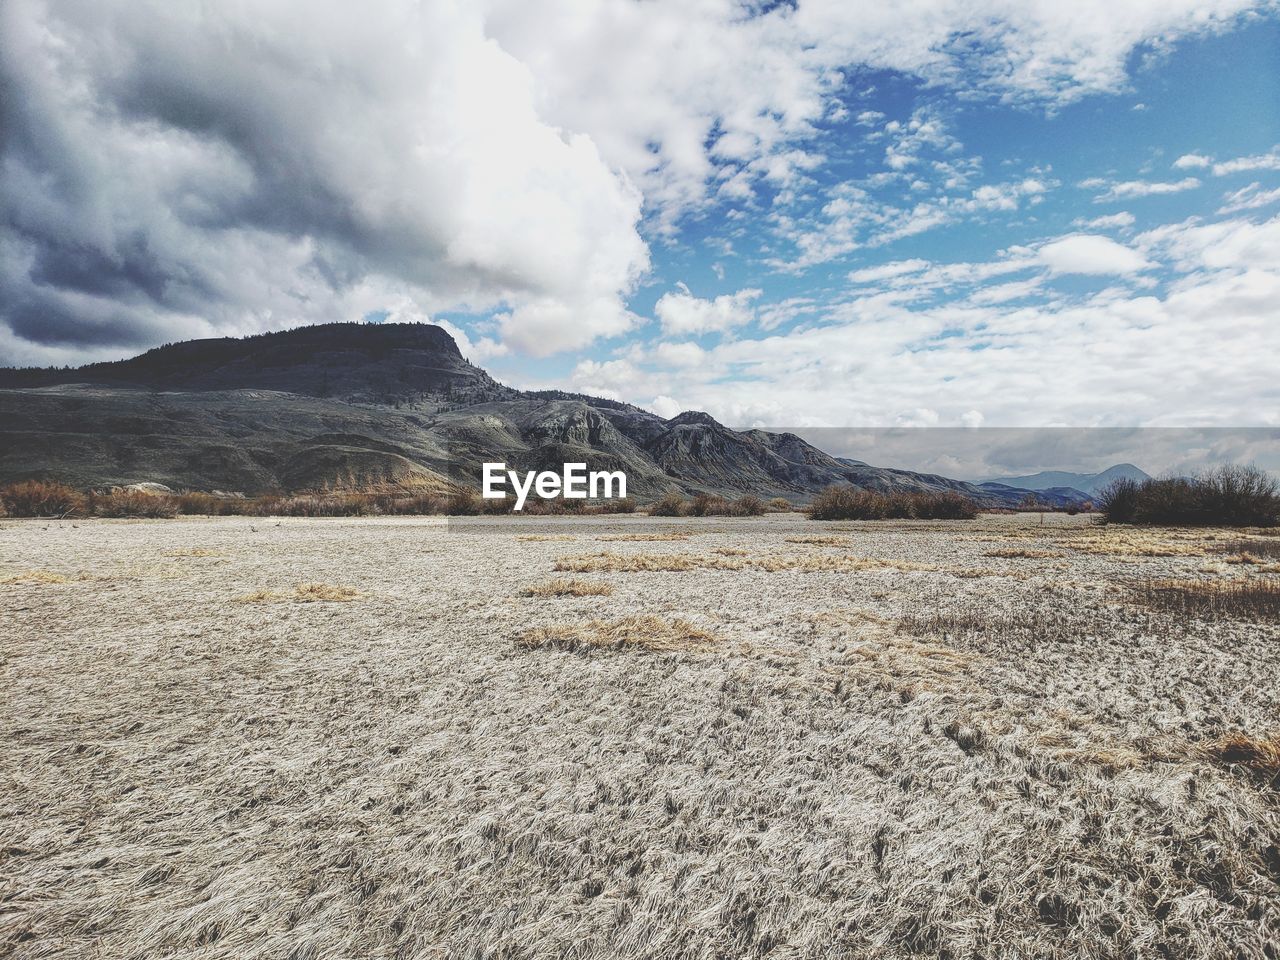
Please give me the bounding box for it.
[485,0,1263,235]
[1212,147,1280,176]
[1218,183,1280,214]
[596,216,1280,428]
[1138,214,1280,273]
[597,262,1280,428]
[649,395,683,419]
[1083,177,1201,201]
[654,284,762,336]
[1174,153,1212,169]
[849,259,931,283]
[1074,211,1136,230]
[1037,235,1151,275]
[776,176,1051,271]
[651,341,708,367]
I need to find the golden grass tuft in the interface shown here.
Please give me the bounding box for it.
[520,578,614,597]
[239,583,363,603]
[2,569,71,584]
[516,615,717,653]
[1221,552,1280,572]
[1069,529,1212,557]
[516,534,577,542]
[984,547,1061,559]
[785,535,851,546]
[165,547,225,558]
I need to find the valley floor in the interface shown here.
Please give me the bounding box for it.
[2,513,1278,958]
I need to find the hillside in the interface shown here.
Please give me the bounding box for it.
[0,323,1089,506]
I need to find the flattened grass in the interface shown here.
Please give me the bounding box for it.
[516,615,717,653]
[239,583,363,603]
[521,579,614,597]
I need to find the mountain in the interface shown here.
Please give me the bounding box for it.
[0,323,512,407]
[982,463,1150,497]
[0,322,1086,506]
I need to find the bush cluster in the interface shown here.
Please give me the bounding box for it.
[647,492,767,517]
[807,486,979,521]
[0,480,86,517]
[1098,465,1279,527]
[0,481,649,518]
[87,489,179,518]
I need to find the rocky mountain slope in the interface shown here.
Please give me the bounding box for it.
[0,323,1089,506]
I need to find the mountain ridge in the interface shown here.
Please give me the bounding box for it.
[1,322,1091,507]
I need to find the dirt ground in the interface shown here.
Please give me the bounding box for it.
[2,512,1278,959]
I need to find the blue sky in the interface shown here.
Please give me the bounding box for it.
[4,0,1279,434]
[470,12,1280,429]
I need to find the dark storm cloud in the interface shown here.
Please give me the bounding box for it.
[0,0,646,366]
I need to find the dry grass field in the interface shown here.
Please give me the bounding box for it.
[2,512,1279,958]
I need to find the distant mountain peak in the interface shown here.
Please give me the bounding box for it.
[983,462,1150,497]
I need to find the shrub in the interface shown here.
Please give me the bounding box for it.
[1100,465,1279,527]
[808,485,978,521]
[274,494,371,517]
[1,480,86,517]
[596,497,638,514]
[445,489,484,516]
[173,492,262,516]
[918,492,979,520]
[649,492,687,516]
[371,492,444,515]
[686,493,718,517]
[735,495,766,516]
[767,497,792,513]
[89,489,178,518]
[1097,477,1140,524]
[1197,464,1280,526]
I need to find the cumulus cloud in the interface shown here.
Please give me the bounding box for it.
[1036,235,1151,275]
[0,0,647,362]
[649,395,684,419]
[651,341,708,368]
[654,284,762,336]
[1174,153,1213,169]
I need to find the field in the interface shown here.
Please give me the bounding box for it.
[2,512,1279,958]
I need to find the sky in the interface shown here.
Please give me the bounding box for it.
[3,0,1279,442]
